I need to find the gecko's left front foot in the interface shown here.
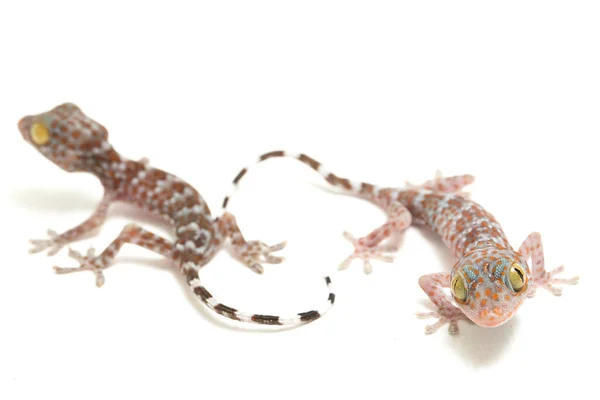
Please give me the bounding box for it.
[338,231,397,274]
[29,229,67,256]
[53,247,107,287]
[531,264,579,297]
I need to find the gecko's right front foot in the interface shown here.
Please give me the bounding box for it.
[237,240,287,274]
[416,306,472,335]
[29,229,67,256]
[338,231,397,274]
[53,247,107,287]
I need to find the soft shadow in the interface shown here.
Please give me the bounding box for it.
[13,187,303,333]
[11,187,100,212]
[10,187,174,231]
[100,255,310,334]
[448,316,519,367]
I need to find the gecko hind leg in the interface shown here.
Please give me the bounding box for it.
[53,223,173,287]
[218,212,287,274]
[406,170,475,196]
[339,201,411,274]
[518,232,579,297]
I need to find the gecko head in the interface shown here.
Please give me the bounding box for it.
[18,103,111,172]
[450,247,532,328]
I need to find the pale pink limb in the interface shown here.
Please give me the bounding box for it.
[218,212,286,275]
[29,191,115,256]
[54,223,173,287]
[406,170,475,196]
[339,201,411,274]
[416,272,472,335]
[518,232,579,297]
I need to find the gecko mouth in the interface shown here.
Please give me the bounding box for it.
[18,116,34,142]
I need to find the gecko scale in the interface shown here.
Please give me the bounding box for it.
[18,103,334,326]
[222,151,579,334]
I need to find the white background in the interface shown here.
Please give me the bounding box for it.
[1,1,598,399]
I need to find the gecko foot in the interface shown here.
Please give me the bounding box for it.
[238,240,287,274]
[338,231,397,274]
[416,307,473,335]
[531,265,579,297]
[406,170,474,197]
[29,229,67,256]
[53,247,107,287]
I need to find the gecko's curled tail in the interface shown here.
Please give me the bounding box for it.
[185,265,335,326]
[221,150,376,212]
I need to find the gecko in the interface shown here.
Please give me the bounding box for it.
[18,103,335,326]
[221,150,579,334]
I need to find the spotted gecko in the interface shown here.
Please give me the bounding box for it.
[222,151,579,334]
[18,104,335,326]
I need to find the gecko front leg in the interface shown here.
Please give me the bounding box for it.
[518,232,579,297]
[339,201,411,274]
[416,273,472,335]
[29,191,114,256]
[54,223,173,287]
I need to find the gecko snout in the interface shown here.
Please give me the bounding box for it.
[18,116,32,140]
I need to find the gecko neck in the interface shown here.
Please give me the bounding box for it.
[78,145,136,189]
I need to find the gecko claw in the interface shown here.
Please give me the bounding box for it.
[239,240,287,274]
[29,229,66,256]
[338,231,397,274]
[416,309,472,335]
[533,265,579,297]
[53,246,107,287]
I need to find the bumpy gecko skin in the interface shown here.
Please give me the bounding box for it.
[222,151,579,334]
[19,104,335,326]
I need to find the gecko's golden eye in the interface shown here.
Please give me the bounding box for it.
[30,123,50,145]
[451,272,468,302]
[509,263,527,292]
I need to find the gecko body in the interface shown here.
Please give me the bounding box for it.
[19,104,334,326]
[222,151,579,334]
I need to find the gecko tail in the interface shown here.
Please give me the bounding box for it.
[221,150,377,212]
[186,268,335,326]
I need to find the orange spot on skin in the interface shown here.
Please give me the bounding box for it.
[479,310,488,318]
[492,293,499,301]
[478,278,484,284]
[505,295,511,301]
[473,269,479,275]
[475,292,481,299]
[484,288,492,298]
[480,299,487,306]
[493,307,503,315]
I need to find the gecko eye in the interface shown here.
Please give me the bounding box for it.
[451,272,468,302]
[30,123,50,145]
[508,263,527,292]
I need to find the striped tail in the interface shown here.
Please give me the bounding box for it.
[185,267,335,326]
[222,150,378,212]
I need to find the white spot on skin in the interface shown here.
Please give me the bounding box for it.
[317,165,330,177]
[237,313,253,323]
[188,278,202,288]
[205,297,219,308]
